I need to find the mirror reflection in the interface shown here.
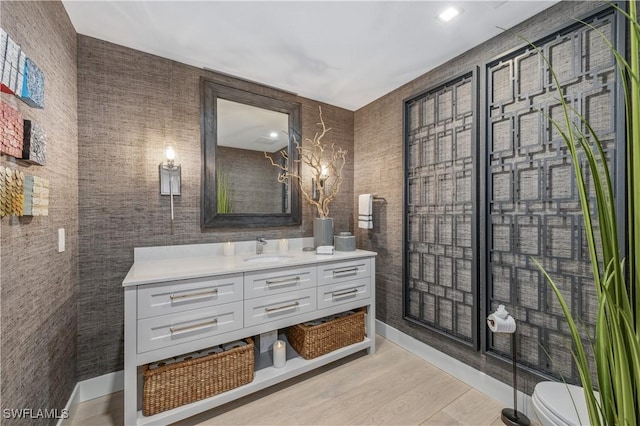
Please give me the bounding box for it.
[216,99,290,214]
[200,78,302,228]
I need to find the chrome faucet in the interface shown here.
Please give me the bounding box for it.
[256,237,267,254]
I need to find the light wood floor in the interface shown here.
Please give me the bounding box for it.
[71,335,511,426]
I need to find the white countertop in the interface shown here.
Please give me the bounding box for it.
[123,243,376,286]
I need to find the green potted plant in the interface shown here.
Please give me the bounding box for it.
[532,2,639,424]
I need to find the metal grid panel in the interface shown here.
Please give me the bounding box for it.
[405,72,477,345]
[486,11,619,381]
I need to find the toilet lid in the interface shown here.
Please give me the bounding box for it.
[534,382,596,425]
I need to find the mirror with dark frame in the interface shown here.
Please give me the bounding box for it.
[201,78,302,228]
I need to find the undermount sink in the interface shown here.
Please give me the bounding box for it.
[243,255,295,263]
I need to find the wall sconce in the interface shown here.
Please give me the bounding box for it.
[320,165,328,187]
[312,165,328,201]
[159,143,181,221]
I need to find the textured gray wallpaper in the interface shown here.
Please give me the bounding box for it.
[354,0,607,394]
[0,1,78,423]
[77,36,354,380]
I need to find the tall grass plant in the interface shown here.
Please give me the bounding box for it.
[531,2,639,424]
[216,171,232,214]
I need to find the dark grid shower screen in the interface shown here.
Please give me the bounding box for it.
[486,10,621,382]
[404,7,624,381]
[404,71,479,347]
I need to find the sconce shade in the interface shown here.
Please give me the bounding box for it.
[164,144,177,163]
[165,146,175,161]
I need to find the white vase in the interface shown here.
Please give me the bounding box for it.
[313,217,334,248]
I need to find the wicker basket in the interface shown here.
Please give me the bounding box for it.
[142,338,254,416]
[286,309,365,360]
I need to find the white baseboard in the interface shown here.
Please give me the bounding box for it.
[57,382,80,426]
[375,320,538,421]
[59,323,540,424]
[57,370,124,426]
[76,370,124,402]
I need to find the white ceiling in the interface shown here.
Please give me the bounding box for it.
[62,0,558,111]
[217,98,290,152]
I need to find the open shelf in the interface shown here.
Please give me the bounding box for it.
[136,337,372,425]
[253,334,299,372]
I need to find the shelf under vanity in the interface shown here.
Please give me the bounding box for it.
[123,238,376,426]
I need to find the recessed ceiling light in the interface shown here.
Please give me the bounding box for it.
[269,131,278,138]
[438,6,460,23]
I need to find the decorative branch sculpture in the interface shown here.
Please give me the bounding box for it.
[264,106,347,218]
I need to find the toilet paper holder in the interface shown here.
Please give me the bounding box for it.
[487,305,530,426]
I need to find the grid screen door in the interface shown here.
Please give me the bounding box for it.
[485,9,623,381]
[404,71,478,346]
[404,7,624,381]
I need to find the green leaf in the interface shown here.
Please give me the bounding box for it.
[523,3,640,423]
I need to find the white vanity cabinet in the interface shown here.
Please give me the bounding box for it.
[123,245,376,426]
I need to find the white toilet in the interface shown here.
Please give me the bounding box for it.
[532,381,598,426]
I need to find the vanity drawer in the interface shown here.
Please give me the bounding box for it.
[137,274,243,319]
[317,278,371,310]
[244,266,316,299]
[137,301,243,353]
[317,259,371,286]
[244,288,316,327]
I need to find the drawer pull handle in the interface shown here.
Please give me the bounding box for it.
[332,267,359,277]
[332,288,359,298]
[170,289,218,301]
[266,276,300,287]
[265,301,300,314]
[170,319,218,335]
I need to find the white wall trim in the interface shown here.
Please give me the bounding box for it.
[77,370,124,402]
[59,323,540,424]
[57,371,124,426]
[57,382,80,426]
[375,320,538,421]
